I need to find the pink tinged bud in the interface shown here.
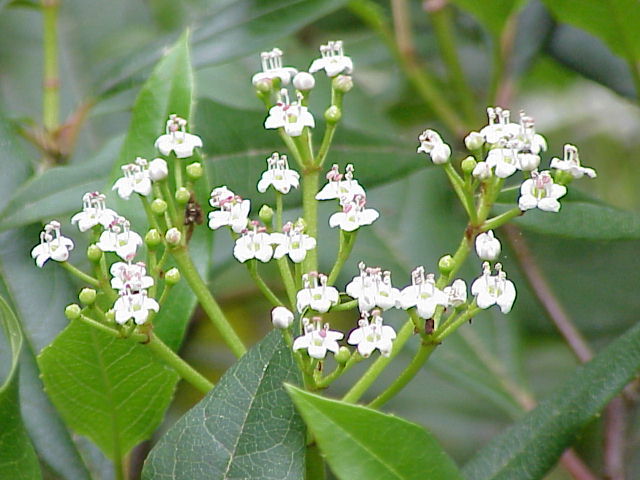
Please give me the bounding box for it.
[165,227,182,246]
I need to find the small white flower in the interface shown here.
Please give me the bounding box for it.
[486,143,520,178]
[329,194,379,232]
[148,157,169,181]
[550,144,597,179]
[296,272,339,313]
[71,192,117,232]
[519,170,567,213]
[475,230,501,261]
[113,288,159,325]
[444,279,467,308]
[96,217,143,261]
[110,261,154,291]
[257,153,300,194]
[252,48,298,86]
[465,131,485,151]
[515,113,547,155]
[309,40,353,77]
[347,310,396,357]
[112,158,152,200]
[264,89,315,137]
[271,306,294,329]
[154,114,202,158]
[400,267,448,319]
[233,222,273,263]
[472,162,492,180]
[31,221,74,268]
[316,164,365,200]
[480,107,520,145]
[345,262,400,313]
[417,129,451,164]
[208,188,250,233]
[271,222,316,263]
[293,317,343,359]
[471,262,516,314]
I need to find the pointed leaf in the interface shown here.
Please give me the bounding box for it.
[463,320,640,480]
[286,385,464,480]
[37,320,179,460]
[142,330,305,480]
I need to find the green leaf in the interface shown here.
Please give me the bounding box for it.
[450,0,524,36]
[0,296,42,480]
[37,320,179,460]
[142,330,305,480]
[463,320,640,480]
[287,385,464,480]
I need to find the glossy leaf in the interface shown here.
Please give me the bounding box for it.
[0,295,42,480]
[37,320,179,460]
[463,320,640,480]
[142,330,305,480]
[287,385,464,480]
[450,0,524,36]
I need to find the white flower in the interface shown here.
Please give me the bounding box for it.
[113,288,159,325]
[316,164,365,200]
[465,131,485,151]
[252,48,298,86]
[471,262,516,314]
[550,144,597,179]
[208,188,250,233]
[329,194,379,232]
[271,222,316,263]
[296,272,339,313]
[110,261,154,291]
[400,267,448,319]
[417,129,451,164]
[347,310,396,357]
[71,192,117,232]
[486,144,520,178]
[271,306,294,329]
[515,113,547,155]
[112,158,152,199]
[345,262,400,313]
[472,162,492,180]
[148,157,169,181]
[519,170,567,212]
[31,221,74,268]
[264,89,315,137]
[444,279,467,308]
[309,40,353,77]
[96,217,143,261]
[475,230,501,261]
[257,153,300,194]
[233,222,273,263]
[293,317,343,359]
[154,114,202,158]
[480,107,520,145]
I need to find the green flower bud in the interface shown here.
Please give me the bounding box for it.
[553,169,573,186]
[259,204,274,226]
[145,229,162,249]
[438,254,455,275]
[332,75,353,93]
[78,288,97,306]
[65,304,82,320]
[324,105,342,124]
[175,187,191,205]
[335,346,351,365]
[105,310,115,323]
[87,244,103,263]
[254,78,273,93]
[165,227,182,246]
[151,198,167,215]
[186,162,203,181]
[165,267,181,285]
[461,156,477,174]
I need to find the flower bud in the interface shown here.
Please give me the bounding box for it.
[472,162,492,180]
[475,230,501,261]
[324,105,342,124]
[465,131,485,151]
[259,204,274,226]
[186,162,203,181]
[78,288,97,306]
[271,306,294,329]
[151,198,168,215]
[254,78,273,93]
[335,346,351,365]
[332,75,353,93]
[65,304,81,320]
[175,187,191,205]
[553,169,573,186]
[293,72,315,91]
[519,153,540,172]
[105,309,115,323]
[165,227,182,246]
[149,158,168,181]
[461,156,477,174]
[438,254,455,275]
[164,267,181,285]
[87,244,103,263]
[145,229,162,249]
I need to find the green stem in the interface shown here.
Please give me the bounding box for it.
[114,455,125,480]
[275,193,297,309]
[42,0,59,133]
[302,169,320,272]
[77,314,126,338]
[330,299,358,312]
[305,443,326,480]
[482,207,522,231]
[171,247,246,358]
[433,304,480,342]
[156,282,173,306]
[246,260,283,306]
[444,163,475,220]
[60,262,100,287]
[327,230,356,285]
[174,154,184,190]
[140,195,161,232]
[315,89,343,168]
[160,182,179,228]
[628,59,640,103]
[97,254,118,302]
[146,333,214,394]
[476,177,504,225]
[487,36,505,106]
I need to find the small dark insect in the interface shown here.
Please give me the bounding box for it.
[184,193,204,242]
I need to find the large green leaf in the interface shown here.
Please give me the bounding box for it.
[450,0,524,36]
[0,296,42,480]
[142,330,305,480]
[463,320,640,480]
[37,320,179,460]
[287,385,465,480]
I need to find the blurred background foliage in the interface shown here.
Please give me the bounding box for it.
[1,0,639,479]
